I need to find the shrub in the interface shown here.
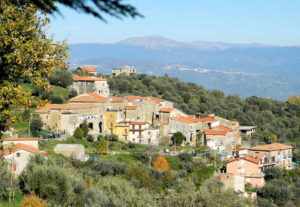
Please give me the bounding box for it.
[86,134,94,142]
[69,88,77,98]
[0,160,17,200]
[91,160,127,176]
[74,127,84,139]
[178,152,193,162]
[171,132,185,146]
[104,134,118,142]
[80,121,89,137]
[264,167,283,181]
[22,110,31,121]
[96,137,108,154]
[154,155,169,171]
[49,95,64,104]
[30,118,43,137]
[49,69,73,88]
[20,192,47,207]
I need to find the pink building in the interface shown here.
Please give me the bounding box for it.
[227,153,265,187]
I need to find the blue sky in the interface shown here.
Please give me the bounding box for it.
[49,0,300,45]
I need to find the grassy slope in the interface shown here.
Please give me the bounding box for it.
[0,190,23,207]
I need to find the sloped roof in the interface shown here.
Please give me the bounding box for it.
[214,125,233,132]
[124,105,138,110]
[2,143,40,156]
[160,121,169,125]
[73,76,106,81]
[124,96,144,102]
[129,122,147,125]
[159,107,175,113]
[36,103,97,112]
[227,153,264,164]
[204,129,228,136]
[79,66,96,72]
[233,147,247,151]
[249,143,293,151]
[197,116,217,122]
[3,137,39,141]
[171,116,198,124]
[110,96,124,103]
[69,93,107,103]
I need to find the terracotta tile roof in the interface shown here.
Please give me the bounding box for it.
[159,107,175,113]
[204,129,228,136]
[227,153,264,164]
[110,96,124,103]
[197,116,217,122]
[249,143,293,151]
[144,96,164,103]
[233,148,247,151]
[36,103,97,112]
[73,76,106,81]
[160,121,168,125]
[124,105,138,110]
[124,96,144,102]
[215,125,233,132]
[79,66,97,72]
[3,137,39,141]
[1,143,40,156]
[171,116,198,124]
[124,96,165,103]
[69,93,107,103]
[129,122,147,125]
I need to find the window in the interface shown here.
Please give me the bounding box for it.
[17,153,20,158]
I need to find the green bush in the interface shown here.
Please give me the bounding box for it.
[86,134,94,142]
[91,160,127,176]
[0,160,17,200]
[69,88,77,98]
[171,132,185,146]
[49,95,64,103]
[74,127,84,139]
[264,167,283,181]
[49,69,73,88]
[30,117,43,137]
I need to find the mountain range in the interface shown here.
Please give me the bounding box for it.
[68,35,300,100]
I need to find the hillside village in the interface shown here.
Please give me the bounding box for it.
[1,65,296,204]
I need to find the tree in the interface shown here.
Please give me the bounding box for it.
[49,69,73,88]
[0,160,17,201]
[74,127,84,139]
[30,118,43,137]
[24,0,142,21]
[258,179,292,206]
[171,132,185,146]
[21,192,47,207]
[264,167,283,181]
[0,1,67,138]
[97,137,108,155]
[80,121,89,137]
[154,155,169,171]
[286,96,300,105]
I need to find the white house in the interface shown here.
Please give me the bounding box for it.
[2,138,41,175]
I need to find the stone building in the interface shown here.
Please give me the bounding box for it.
[112,65,136,76]
[36,103,104,136]
[216,173,245,193]
[71,76,110,97]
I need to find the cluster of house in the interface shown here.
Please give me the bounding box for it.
[0,66,294,181]
[217,142,293,198]
[34,69,258,150]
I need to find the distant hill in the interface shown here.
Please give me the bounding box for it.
[68,35,300,100]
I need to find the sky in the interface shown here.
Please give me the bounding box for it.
[49,0,300,45]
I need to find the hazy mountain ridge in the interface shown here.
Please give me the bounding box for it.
[68,35,300,100]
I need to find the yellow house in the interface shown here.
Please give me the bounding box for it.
[115,122,130,141]
[105,110,118,134]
